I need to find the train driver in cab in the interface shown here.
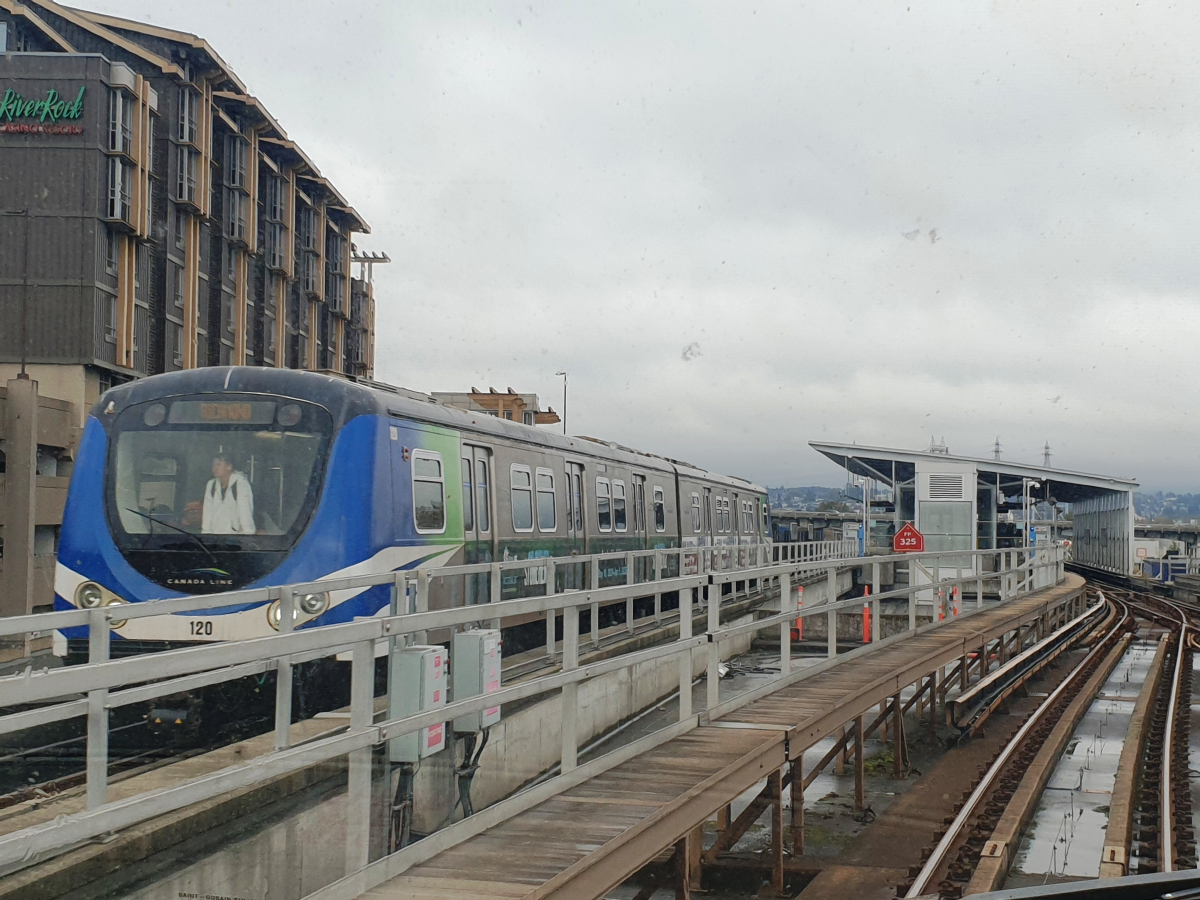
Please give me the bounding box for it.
[201,451,256,534]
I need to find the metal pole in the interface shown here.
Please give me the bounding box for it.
[86,608,110,809]
[345,638,374,875]
[555,370,567,434]
[561,602,579,773]
[274,589,296,750]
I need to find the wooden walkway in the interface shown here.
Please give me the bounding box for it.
[366,575,1086,900]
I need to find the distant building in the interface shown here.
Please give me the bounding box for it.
[432,388,561,427]
[0,2,383,415]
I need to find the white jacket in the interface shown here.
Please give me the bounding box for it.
[201,471,256,534]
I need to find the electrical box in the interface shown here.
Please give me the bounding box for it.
[388,644,448,763]
[452,629,502,732]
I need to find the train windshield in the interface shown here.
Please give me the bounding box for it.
[107,397,332,552]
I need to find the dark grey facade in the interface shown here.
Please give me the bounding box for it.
[0,2,378,387]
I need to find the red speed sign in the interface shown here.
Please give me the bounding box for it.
[893,523,925,553]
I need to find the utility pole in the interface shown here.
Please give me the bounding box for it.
[555,370,567,435]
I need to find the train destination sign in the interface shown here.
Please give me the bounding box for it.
[893,523,924,553]
[0,85,86,134]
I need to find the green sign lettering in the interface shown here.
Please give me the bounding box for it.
[0,86,85,123]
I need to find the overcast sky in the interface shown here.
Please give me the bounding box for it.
[91,1,1200,491]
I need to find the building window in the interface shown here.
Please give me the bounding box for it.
[411,451,446,533]
[266,222,286,270]
[536,469,556,532]
[265,176,286,222]
[177,87,197,145]
[224,189,246,242]
[522,411,534,426]
[104,228,118,274]
[510,465,534,532]
[226,135,247,188]
[171,263,184,309]
[174,208,186,249]
[301,254,318,294]
[107,157,131,220]
[108,89,132,154]
[298,205,318,251]
[176,147,196,204]
[102,292,116,342]
[170,322,182,366]
[596,478,612,532]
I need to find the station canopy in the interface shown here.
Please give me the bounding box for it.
[808,441,1138,504]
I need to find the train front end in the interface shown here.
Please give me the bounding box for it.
[53,368,382,658]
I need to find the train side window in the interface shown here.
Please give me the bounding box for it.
[511,465,534,532]
[536,468,556,531]
[691,493,701,532]
[412,450,446,533]
[763,501,770,535]
[596,478,612,532]
[613,480,627,532]
[461,457,474,531]
[654,487,666,533]
[704,492,712,533]
[725,498,732,532]
[476,459,490,532]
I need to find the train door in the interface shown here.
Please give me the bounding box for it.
[462,445,493,604]
[561,461,586,589]
[703,488,713,546]
[632,474,648,580]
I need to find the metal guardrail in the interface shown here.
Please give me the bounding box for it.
[0,542,1066,891]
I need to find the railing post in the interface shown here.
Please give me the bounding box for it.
[86,608,110,810]
[625,552,634,632]
[654,549,663,625]
[908,587,916,632]
[825,567,837,659]
[679,587,694,721]
[545,560,557,661]
[780,572,793,678]
[871,562,881,643]
[417,569,432,644]
[707,577,721,711]
[345,638,374,876]
[561,601,580,774]
[486,564,501,632]
[590,555,600,648]
[274,589,297,751]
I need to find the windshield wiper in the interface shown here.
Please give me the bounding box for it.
[124,507,219,565]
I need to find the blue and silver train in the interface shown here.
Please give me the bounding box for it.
[54,367,769,658]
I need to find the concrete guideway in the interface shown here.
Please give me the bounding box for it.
[334,575,1086,900]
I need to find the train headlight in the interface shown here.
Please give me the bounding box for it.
[106,598,128,629]
[299,592,328,615]
[76,582,104,609]
[267,600,303,631]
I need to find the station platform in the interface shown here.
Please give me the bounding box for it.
[361,575,1086,900]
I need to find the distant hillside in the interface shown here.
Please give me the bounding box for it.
[768,485,857,512]
[1136,491,1200,523]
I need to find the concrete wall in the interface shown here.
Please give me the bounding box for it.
[410,610,761,833]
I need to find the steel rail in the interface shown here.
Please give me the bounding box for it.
[904,598,1122,898]
[1107,588,1192,874]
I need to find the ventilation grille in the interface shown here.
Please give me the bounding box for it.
[927,474,966,500]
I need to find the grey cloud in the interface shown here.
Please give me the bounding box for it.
[90,0,1200,489]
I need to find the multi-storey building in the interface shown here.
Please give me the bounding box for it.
[0,2,380,401]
